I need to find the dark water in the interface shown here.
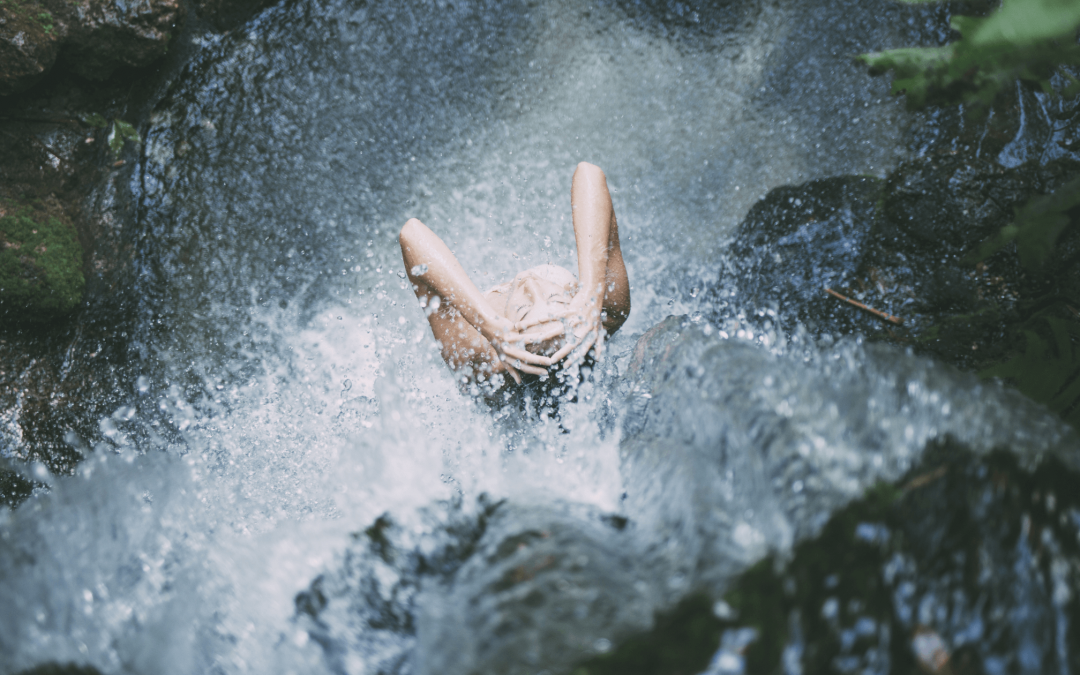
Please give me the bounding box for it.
[1,1,1077,673]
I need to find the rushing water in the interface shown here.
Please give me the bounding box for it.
[2,1,1077,673]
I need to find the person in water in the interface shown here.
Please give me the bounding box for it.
[399,161,630,388]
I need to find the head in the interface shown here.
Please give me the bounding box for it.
[486,264,578,355]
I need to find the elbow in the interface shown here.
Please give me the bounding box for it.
[400,218,422,244]
[575,161,605,179]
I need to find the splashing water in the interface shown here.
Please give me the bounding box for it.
[3,1,1073,674]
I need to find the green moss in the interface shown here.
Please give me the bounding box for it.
[0,200,85,323]
[0,0,55,34]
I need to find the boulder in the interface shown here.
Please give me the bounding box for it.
[579,439,1080,675]
[713,156,1080,372]
[716,175,882,336]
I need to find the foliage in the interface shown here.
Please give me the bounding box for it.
[981,313,1080,427]
[81,113,109,129]
[859,0,1080,112]
[0,200,85,322]
[962,177,1080,429]
[966,176,1080,270]
[81,114,141,157]
[107,119,141,158]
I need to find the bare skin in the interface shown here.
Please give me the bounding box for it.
[399,161,630,386]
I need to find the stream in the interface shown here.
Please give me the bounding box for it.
[2,1,1079,673]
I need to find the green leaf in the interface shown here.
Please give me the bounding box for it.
[114,119,141,144]
[858,0,1080,112]
[82,113,108,128]
[107,119,141,157]
[966,177,1080,270]
[981,315,1080,428]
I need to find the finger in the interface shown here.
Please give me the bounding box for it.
[566,333,598,367]
[514,315,554,331]
[548,334,585,364]
[500,345,554,366]
[518,323,565,343]
[514,361,548,376]
[503,361,523,385]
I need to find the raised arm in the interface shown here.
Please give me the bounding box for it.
[399,218,559,380]
[570,162,630,333]
[514,163,630,366]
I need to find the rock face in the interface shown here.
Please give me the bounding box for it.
[713,155,1080,373]
[192,0,273,31]
[0,0,184,94]
[0,196,84,322]
[718,176,882,336]
[0,0,63,96]
[61,0,184,81]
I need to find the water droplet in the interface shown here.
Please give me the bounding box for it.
[410,264,429,275]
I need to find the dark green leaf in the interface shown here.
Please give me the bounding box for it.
[82,113,108,128]
[858,0,1080,113]
[966,177,1080,270]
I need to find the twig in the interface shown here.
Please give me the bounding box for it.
[825,287,904,325]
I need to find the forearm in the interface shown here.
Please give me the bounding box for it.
[400,218,504,337]
[570,162,614,298]
[602,215,631,331]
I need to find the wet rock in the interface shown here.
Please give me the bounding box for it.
[295,500,657,675]
[0,466,36,508]
[0,0,184,93]
[0,0,63,96]
[294,501,495,675]
[578,439,1080,675]
[715,176,883,336]
[617,316,1078,592]
[706,439,1080,675]
[0,196,84,323]
[193,0,274,32]
[416,503,656,675]
[60,0,185,81]
[712,154,1080,372]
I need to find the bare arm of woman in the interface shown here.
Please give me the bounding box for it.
[517,162,631,364]
[399,218,562,382]
[571,161,630,333]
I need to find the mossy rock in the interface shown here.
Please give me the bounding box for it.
[0,198,84,324]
